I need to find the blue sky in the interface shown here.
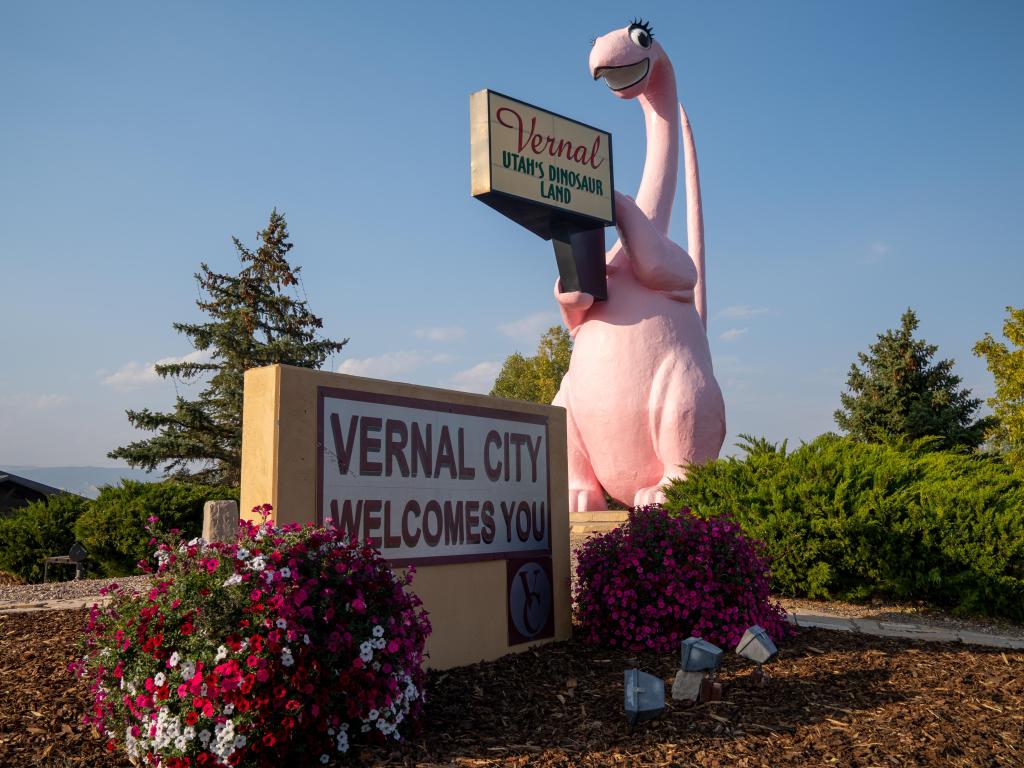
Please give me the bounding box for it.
[1,1,1022,468]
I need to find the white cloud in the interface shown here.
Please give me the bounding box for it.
[31,394,69,410]
[0,393,70,410]
[498,311,559,344]
[414,326,466,342]
[866,241,893,262]
[337,351,451,380]
[718,305,770,319]
[102,350,211,390]
[719,328,749,342]
[447,361,502,394]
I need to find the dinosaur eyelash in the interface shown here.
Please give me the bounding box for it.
[628,18,654,39]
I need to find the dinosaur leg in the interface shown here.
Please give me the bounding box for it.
[554,381,607,513]
[633,359,726,507]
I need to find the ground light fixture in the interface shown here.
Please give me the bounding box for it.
[681,637,723,672]
[735,624,778,684]
[624,668,665,727]
[673,637,723,703]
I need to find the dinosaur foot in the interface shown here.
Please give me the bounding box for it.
[633,479,670,508]
[570,489,607,513]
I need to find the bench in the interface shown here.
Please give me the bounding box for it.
[43,542,88,582]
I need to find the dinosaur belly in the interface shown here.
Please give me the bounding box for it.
[563,272,724,505]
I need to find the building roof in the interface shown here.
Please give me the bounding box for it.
[0,470,83,516]
[0,471,69,498]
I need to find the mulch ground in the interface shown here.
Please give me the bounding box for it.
[1,611,1022,767]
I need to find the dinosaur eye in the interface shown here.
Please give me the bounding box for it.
[628,21,653,49]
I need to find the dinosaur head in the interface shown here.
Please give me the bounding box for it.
[590,19,664,99]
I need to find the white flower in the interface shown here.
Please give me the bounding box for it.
[249,555,267,572]
[359,641,373,663]
[174,735,187,750]
[276,618,287,629]
[236,547,250,559]
[183,726,195,740]
[223,574,243,587]
[372,637,385,650]
[281,648,294,667]
[198,729,211,745]
[372,624,384,638]
[367,708,379,721]
[320,755,330,764]
[279,566,291,578]
[224,703,234,714]
[153,673,166,687]
[168,652,180,668]
[303,634,311,645]
[181,661,196,682]
[233,734,247,748]
[214,645,228,662]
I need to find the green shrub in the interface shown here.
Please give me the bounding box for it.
[663,434,1024,620]
[73,481,238,576]
[0,493,92,583]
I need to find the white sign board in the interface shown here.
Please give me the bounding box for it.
[470,89,615,229]
[317,387,551,565]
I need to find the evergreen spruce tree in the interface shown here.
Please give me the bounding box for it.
[491,326,572,404]
[109,210,347,485]
[973,305,1024,468]
[834,308,990,449]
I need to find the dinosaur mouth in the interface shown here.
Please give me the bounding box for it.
[593,58,650,91]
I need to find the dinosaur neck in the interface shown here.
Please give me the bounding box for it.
[635,57,679,235]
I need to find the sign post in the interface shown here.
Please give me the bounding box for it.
[240,364,571,669]
[470,89,614,299]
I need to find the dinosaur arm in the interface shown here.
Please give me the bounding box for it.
[615,192,696,293]
[553,278,594,336]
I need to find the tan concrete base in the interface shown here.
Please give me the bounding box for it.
[240,364,572,670]
[569,510,629,535]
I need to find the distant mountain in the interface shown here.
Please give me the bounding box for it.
[3,466,164,500]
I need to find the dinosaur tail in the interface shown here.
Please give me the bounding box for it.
[679,103,706,331]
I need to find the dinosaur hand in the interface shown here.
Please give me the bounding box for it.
[554,280,595,311]
[614,191,640,218]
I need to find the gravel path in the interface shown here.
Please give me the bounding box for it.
[4,538,1023,642]
[0,575,150,606]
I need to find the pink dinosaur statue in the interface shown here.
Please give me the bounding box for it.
[553,19,726,511]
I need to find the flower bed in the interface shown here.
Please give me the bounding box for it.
[71,507,431,766]
[574,505,790,651]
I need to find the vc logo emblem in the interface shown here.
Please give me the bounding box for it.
[507,558,553,643]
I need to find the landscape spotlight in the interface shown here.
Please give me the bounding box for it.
[624,668,665,727]
[673,637,724,703]
[735,625,778,665]
[735,625,778,684]
[680,637,723,673]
